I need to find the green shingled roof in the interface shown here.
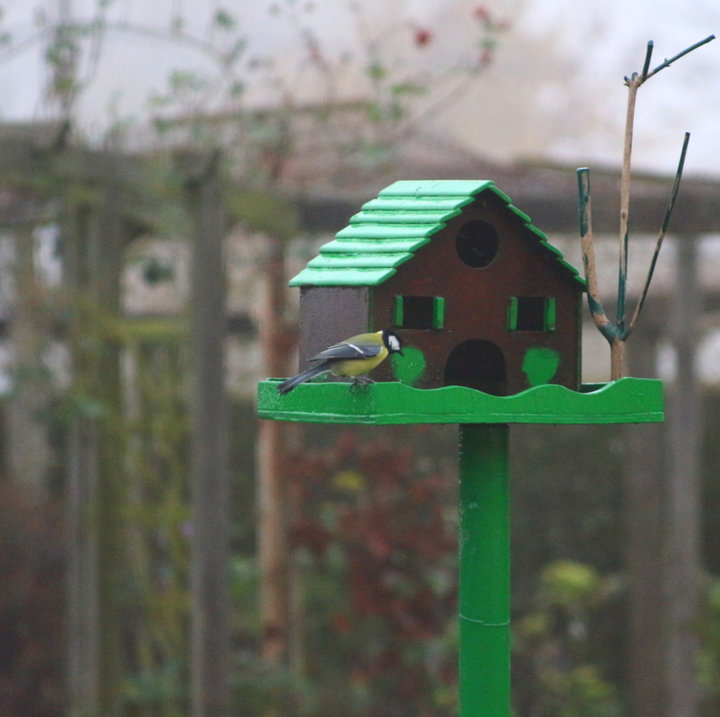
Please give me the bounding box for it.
[289,180,585,288]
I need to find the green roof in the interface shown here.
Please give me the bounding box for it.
[289,180,585,288]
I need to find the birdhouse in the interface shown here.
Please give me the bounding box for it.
[290,180,586,395]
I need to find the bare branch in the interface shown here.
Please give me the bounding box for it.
[580,36,713,381]
[640,40,654,81]
[577,168,615,341]
[626,132,690,336]
[617,36,712,335]
[644,34,715,81]
[617,75,640,332]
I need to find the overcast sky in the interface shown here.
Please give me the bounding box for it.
[0,0,716,175]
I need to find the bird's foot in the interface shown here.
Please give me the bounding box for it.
[349,376,375,393]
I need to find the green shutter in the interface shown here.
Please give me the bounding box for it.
[393,295,404,326]
[545,297,557,331]
[433,296,445,329]
[507,297,519,330]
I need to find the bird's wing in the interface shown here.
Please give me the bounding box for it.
[310,340,381,362]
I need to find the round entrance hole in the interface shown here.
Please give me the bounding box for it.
[455,219,499,268]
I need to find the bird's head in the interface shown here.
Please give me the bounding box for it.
[381,329,403,355]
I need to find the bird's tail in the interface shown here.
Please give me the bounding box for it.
[277,362,331,395]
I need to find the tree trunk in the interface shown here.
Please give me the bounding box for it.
[610,337,627,380]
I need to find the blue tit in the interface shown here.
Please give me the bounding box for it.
[277,329,403,395]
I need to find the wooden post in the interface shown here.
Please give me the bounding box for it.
[458,423,511,717]
[65,417,100,715]
[94,166,128,717]
[258,235,294,669]
[63,197,102,717]
[664,235,702,717]
[623,329,667,717]
[62,172,127,716]
[6,225,52,489]
[185,151,231,717]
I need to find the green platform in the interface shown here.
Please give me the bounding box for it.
[257,377,664,425]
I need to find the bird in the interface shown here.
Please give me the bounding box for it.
[277,329,403,395]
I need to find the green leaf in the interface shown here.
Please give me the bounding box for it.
[366,62,387,81]
[214,8,237,30]
[227,188,298,240]
[168,69,207,93]
[390,82,427,96]
[223,38,247,66]
[481,37,497,51]
[540,560,602,606]
[365,103,383,123]
[229,80,245,98]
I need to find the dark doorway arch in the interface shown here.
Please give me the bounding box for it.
[444,340,507,395]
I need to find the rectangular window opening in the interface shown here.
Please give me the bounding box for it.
[508,296,556,332]
[394,295,445,330]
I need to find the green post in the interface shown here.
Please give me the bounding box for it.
[459,423,511,717]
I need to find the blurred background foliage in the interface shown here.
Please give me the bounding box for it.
[4,407,720,714]
[0,2,717,716]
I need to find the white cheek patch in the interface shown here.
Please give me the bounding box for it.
[388,335,400,352]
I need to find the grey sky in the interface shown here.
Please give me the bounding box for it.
[0,0,716,173]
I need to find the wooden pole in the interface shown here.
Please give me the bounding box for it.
[62,173,127,716]
[7,224,52,489]
[257,234,295,672]
[664,235,702,717]
[623,330,668,717]
[65,416,101,715]
[458,423,511,717]
[186,151,231,717]
[94,167,127,717]
[257,417,290,664]
[63,195,101,717]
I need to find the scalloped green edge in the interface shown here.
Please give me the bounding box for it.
[257,378,664,425]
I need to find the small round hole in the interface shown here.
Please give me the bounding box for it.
[455,220,499,268]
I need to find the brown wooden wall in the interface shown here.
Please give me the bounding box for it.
[370,196,582,393]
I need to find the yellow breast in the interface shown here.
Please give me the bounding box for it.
[330,347,389,378]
